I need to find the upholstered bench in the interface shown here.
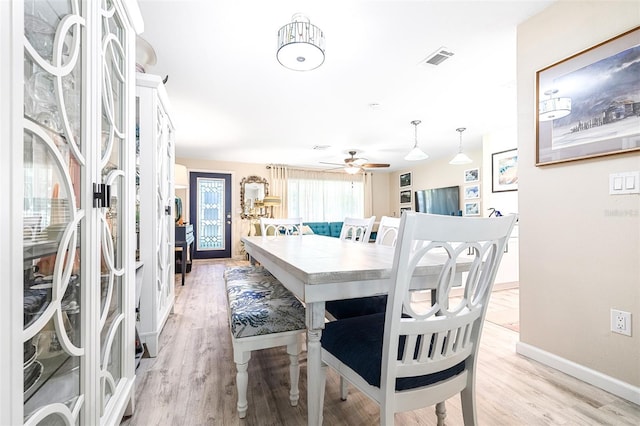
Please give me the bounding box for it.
[224,266,306,418]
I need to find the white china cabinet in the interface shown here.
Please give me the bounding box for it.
[136,72,176,357]
[0,1,143,424]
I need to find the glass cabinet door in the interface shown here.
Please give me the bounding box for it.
[23,1,85,423]
[98,1,130,418]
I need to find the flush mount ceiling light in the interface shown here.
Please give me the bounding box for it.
[449,127,473,165]
[539,89,571,121]
[404,120,429,161]
[277,13,325,71]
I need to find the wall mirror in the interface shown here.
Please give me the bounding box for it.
[240,175,269,219]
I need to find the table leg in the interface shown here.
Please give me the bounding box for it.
[306,302,326,426]
[181,243,186,285]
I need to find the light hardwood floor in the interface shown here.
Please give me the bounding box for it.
[121,259,640,425]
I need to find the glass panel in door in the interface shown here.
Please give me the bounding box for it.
[98,0,127,416]
[23,0,85,423]
[189,172,232,258]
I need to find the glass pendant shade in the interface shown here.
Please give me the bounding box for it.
[344,165,361,174]
[449,152,473,165]
[405,120,428,161]
[277,14,325,71]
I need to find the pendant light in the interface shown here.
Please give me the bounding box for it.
[276,14,325,71]
[404,120,428,161]
[449,127,472,165]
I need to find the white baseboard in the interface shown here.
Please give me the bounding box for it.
[516,341,640,405]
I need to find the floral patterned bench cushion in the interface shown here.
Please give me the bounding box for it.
[224,266,305,339]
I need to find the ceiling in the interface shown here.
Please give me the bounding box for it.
[137,0,554,172]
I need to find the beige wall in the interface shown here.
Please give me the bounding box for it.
[388,147,483,218]
[175,157,269,258]
[176,159,398,258]
[517,0,640,389]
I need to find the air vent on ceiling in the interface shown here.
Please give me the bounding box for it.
[312,145,331,150]
[421,46,454,66]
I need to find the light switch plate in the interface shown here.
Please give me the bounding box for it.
[609,172,640,195]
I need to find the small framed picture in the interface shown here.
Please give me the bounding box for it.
[464,168,480,183]
[492,149,518,192]
[399,172,412,188]
[464,185,480,200]
[400,206,412,214]
[464,202,480,216]
[400,190,412,204]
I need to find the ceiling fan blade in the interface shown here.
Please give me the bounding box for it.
[362,163,390,168]
[320,161,345,166]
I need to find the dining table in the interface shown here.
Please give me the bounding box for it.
[241,234,472,426]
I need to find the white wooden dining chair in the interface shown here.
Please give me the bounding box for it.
[326,215,399,321]
[320,213,517,425]
[259,217,303,237]
[339,216,376,243]
[375,215,401,246]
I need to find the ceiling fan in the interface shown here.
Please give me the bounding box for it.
[321,150,390,174]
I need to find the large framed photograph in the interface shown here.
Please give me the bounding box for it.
[400,190,411,204]
[399,172,412,188]
[492,149,518,192]
[536,26,640,166]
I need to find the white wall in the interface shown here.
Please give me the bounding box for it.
[517,0,640,396]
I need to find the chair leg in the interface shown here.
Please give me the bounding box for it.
[380,406,394,426]
[460,386,478,425]
[287,338,302,407]
[435,401,447,426]
[234,350,251,418]
[339,376,348,401]
[319,361,328,426]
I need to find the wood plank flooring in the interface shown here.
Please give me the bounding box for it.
[121,259,640,425]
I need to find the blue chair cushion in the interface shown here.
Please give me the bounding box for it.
[224,266,305,338]
[321,313,465,391]
[329,222,344,238]
[325,296,387,319]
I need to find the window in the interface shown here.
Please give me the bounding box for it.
[287,171,364,221]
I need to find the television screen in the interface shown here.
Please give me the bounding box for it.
[414,186,460,216]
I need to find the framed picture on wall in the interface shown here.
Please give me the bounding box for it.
[464,202,480,216]
[536,25,640,166]
[464,168,479,183]
[492,149,518,192]
[400,206,412,214]
[399,172,412,188]
[400,190,412,204]
[464,184,480,199]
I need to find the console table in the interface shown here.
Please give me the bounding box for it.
[175,224,194,285]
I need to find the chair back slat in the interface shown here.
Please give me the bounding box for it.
[339,216,375,243]
[260,217,303,237]
[381,213,516,390]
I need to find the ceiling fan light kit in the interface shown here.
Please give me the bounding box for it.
[405,120,429,161]
[277,13,325,71]
[449,127,473,165]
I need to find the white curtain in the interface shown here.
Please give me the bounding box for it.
[269,164,288,218]
[287,169,366,222]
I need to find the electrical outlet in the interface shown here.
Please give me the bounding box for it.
[611,309,632,336]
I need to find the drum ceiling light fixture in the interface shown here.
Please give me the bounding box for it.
[277,13,325,71]
[539,89,571,121]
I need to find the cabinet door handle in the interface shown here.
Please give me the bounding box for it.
[93,183,111,208]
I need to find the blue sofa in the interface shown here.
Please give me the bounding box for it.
[302,222,343,238]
